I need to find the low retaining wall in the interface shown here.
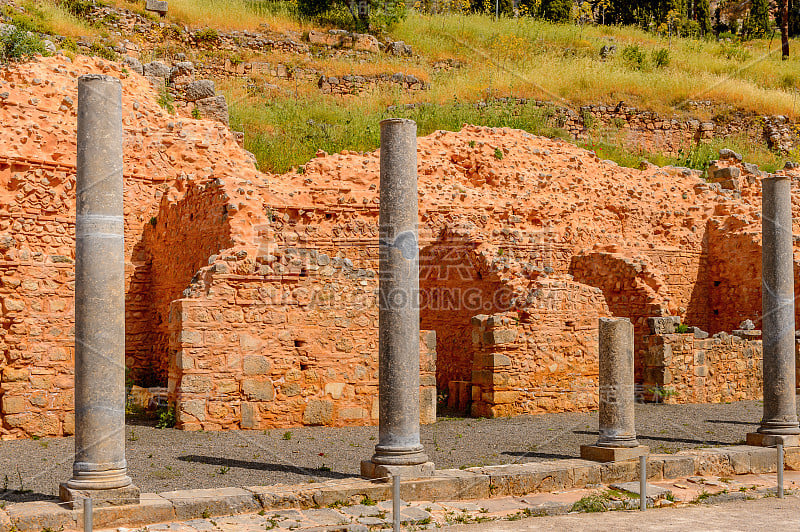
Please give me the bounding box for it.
[643,318,762,403]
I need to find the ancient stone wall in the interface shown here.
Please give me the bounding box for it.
[643,326,763,404]
[140,179,235,381]
[167,249,437,430]
[468,279,610,418]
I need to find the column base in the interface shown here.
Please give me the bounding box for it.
[360,460,435,480]
[580,445,649,462]
[59,482,141,510]
[746,433,800,447]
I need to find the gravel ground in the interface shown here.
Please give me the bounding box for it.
[0,399,768,503]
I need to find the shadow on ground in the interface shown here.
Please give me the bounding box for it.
[178,455,356,480]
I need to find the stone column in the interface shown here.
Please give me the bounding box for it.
[362,119,433,479]
[748,175,800,447]
[581,318,648,462]
[60,75,139,508]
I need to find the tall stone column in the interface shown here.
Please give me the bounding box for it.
[60,75,140,508]
[362,119,433,479]
[581,318,648,462]
[747,175,800,447]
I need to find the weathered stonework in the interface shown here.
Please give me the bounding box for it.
[4,55,800,439]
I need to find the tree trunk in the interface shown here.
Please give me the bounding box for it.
[782,0,790,59]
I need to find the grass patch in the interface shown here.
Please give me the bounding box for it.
[161,0,302,32]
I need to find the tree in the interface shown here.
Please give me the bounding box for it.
[781,0,790,58]
[742,0,772,38]
[539,0,572,22]
[695,0,712,35]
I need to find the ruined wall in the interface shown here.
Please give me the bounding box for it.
[643,327,762,404]
[141,179,234,381]
[167,248,436,429]
[468,279,610,418]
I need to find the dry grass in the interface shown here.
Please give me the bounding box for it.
[161,0,303,32]
[393,12,800,117]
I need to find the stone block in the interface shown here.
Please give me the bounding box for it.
[179,374,212,393]
[303,399,334,425]
[159,487,261,520]
[60,483,141,510]
[143,61,171,79]
[248,484,321,509]
[681,449,732,476]
[5,501,77,532]
[599,460,638,483]
[3,367,28,382]
[243,355,270,375]
[399,470,490,500]
[90,493,175,530]
[360,460,435,480]
[557,459,601,487]
[145,0,168,15]
[419,387,437,424]
[241,402,258,428]
[647,316,680,334]
[660,455,695,478]
[324,382,346,399]
[580,445,649,463]
[1,395,26,414]
[482,329,516,345]
[339,407,368,420]
[185,80,215,102]
[473,462,571,496]
[180,398,206,421]
[489,390,518,404]
[748,446,778,473]
[784,446,800,470]
[242,379,274,401]
[746,433,800,448]
[196,95,229,125]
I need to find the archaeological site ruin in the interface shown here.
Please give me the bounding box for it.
[1,52,799,445]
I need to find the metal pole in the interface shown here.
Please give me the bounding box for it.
[495,0,499,18]
[393,474,401,532]
[83,497,93,532]
[639,455,647,511]
[778,443,785,498]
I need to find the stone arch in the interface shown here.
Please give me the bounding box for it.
[570,251,670,382]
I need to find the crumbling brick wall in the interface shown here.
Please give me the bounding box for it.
[140,179,234,382]
[468,278,610,418]
[167,246,437,430]
[643,326,762,404]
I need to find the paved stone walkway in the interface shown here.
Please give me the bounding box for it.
[447,493,800,531]
[109,471,799,531]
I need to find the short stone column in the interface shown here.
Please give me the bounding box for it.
[60,75,140,508]
[581,318,649,462]
[362,118,433,479]
[747,175,800,447]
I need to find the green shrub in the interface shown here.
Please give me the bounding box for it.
[622,44,647,70]
[56,0,94,18]
[157,84,175,114]
[155,405,176,428]
[0,26,46,63]
[652,48,670,68]
[539,0,572,22]
[195,27,220,43]
[89,41,119,61]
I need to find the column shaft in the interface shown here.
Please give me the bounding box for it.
[759,175,800,436]
[68,74,131,490]
[597,318,639,448]
[371,118,428,466]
